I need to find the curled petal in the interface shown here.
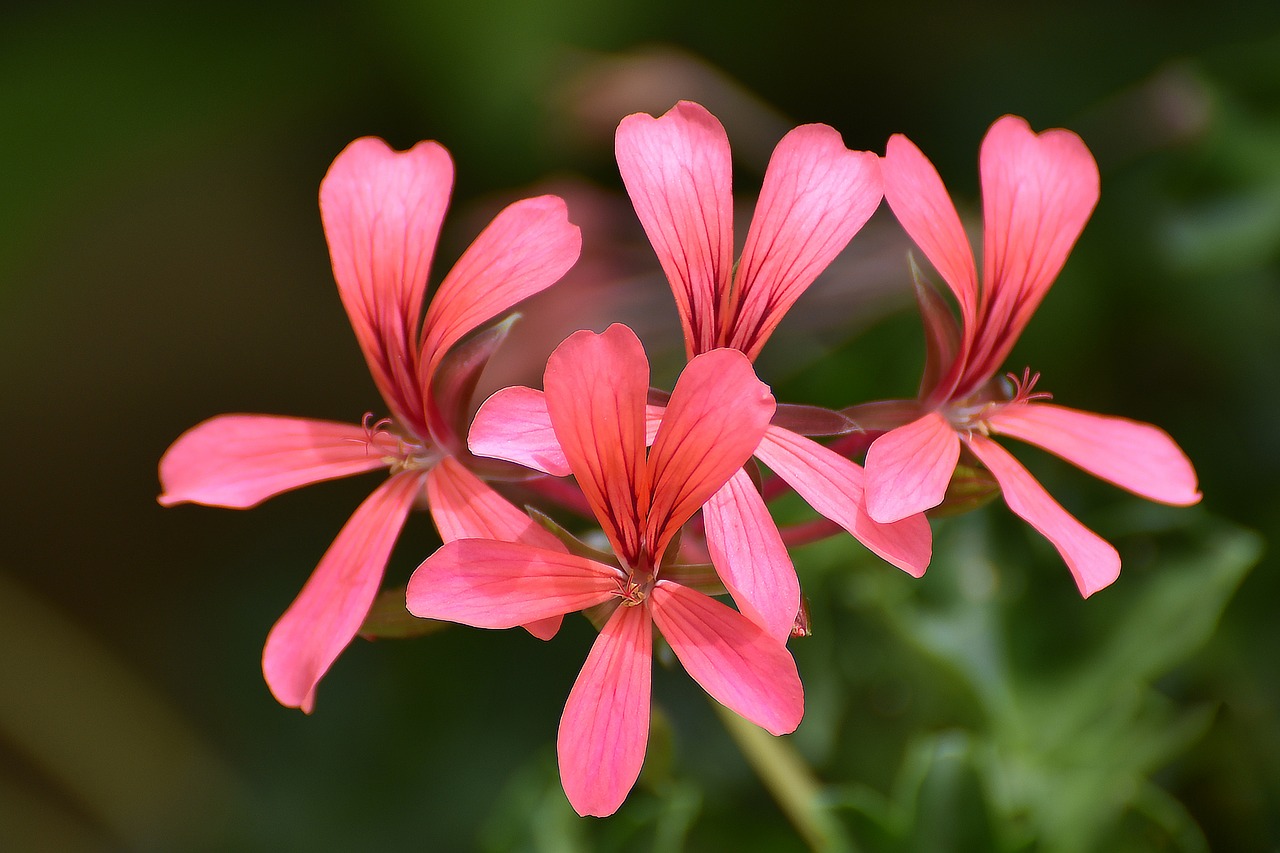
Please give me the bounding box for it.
[882,133,978,338]
[558,604,652,817]
[616,101,734,356]
[425,314,517,455]
[406,540,618,628]
[730,125,883,359]
[320,137,452,433]
[469,386,571,477]
[262,471,424,712]
[770,403,861,437]
[650,581,803,736]
[913,264,964,403]
[754,426,932,576]
[647,349,775,558]
[421,195,581,382]
[702,469,799,641]
[969,116,1099,380]
[158,414,392,509]
[987,403,1201,506]
[544,324,649,564]
[965,434,1120,597]
[863,412,962,523]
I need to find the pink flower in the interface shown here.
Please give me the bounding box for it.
[407,324,803,817]
[861,116,1201,596]
[613,101,930,631]
[158,137,581,711]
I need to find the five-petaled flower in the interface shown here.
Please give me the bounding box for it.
[406,324,804,817]
[158,137,581,711]
[860,115,1201,596]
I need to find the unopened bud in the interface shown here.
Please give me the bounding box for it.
[929,463,1001,517]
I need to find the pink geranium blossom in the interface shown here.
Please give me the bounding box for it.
[407,324,803,817]
[619,101,930,631]
[158,137,580,711]
[861,116,1200,596]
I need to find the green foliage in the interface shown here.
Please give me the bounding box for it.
[796,510,1259,852]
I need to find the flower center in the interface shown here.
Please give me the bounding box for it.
[616,549,656,607]
[618,575,654,606]
[943,367,1052,434]
[350,411,441,473]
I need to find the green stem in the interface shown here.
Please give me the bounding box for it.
[713,703,857,853]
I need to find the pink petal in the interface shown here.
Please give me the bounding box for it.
[616,101,734,357]
[730,125,883,360]
[425,456,567,639]
[882,133,978,342]
[986,403,1201,506]
[965,434,1120,597]
[158,414,393,509]
[262,471,424,712]
[754,426,932,577]
[650,581,803,736]
[320,137,452,435]
[544,324,649,565]
[646,349,775,560]
[406,540,618,628]
[863,412,961,522]
[421,195,581,382]
[968,116,1099,382]
[702,469,799,641]
[558,604,652,817]
[468,386,571,476]
[425,456,567,547]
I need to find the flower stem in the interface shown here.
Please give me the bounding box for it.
[713,703,857,853]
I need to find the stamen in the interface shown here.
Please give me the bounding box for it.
[344,411,396,456]
[615,572,653,607]
[1004,368,1053,405]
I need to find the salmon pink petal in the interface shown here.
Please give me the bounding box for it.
[702,469,799,641]
[425,457,566,639]
[406,540,618,628]
[558,604,652,817]
[544,324,649,564]
[986,403,1201,506]
[468,386,571,476]
[647,349,775,559]
[863,412,961,523]
[650,581,803,735]
[616,101,733,356]
[754,426,932,576]
[421,195,581,381]
[970,116,1099,379]
[965,434,1120,597]
[262,470,424,712]
[882,133,978,336]
[730,125,882,360]
[158,414,393,509]
[320,138,452,433]
[425,456,566,548]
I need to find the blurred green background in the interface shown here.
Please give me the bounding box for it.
[3,2,1280,850]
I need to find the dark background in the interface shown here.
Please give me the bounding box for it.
[3,2,1279,850]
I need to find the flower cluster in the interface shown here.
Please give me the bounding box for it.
[159,102,1199,815]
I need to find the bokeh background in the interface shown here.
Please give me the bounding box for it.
[4,2,1280,850]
